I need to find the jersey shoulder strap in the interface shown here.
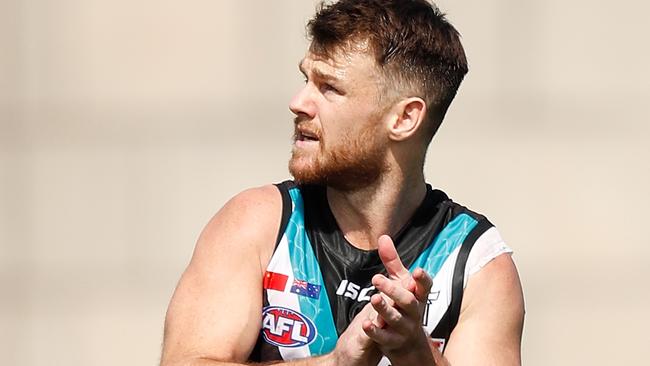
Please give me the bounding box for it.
[273,180,296,247]
[430,212,494,341]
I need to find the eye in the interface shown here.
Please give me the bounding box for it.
[320,83,339,94]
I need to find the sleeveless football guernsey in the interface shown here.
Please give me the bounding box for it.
[248,181,512,364]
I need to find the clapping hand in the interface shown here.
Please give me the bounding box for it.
[361,235,439,366]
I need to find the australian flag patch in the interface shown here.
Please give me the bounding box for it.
[290,279,321,299]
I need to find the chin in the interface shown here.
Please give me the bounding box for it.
[288,144,385,190]
[288,156,325,185]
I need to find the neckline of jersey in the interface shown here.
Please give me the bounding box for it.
[321,183,442,254]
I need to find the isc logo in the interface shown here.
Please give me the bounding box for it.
[336,280,375,302]
[261,306,317,348]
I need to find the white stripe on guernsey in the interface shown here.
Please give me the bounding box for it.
[464,226,513,285]
[266,235,312,360]
[378,355,391,366]
[421,227,513,337]
[421,244,461,336]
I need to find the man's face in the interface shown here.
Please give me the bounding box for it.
[288,45,390,190]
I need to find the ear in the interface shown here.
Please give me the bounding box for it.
[386,97,427,142]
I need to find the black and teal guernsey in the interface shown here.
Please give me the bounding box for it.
[249,181,512,364]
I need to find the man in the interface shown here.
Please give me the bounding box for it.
[160,0,524,365]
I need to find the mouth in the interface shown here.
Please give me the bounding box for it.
[297,131,319,142]
[295,127,320,143]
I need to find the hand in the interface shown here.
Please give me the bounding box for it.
[362,235,436,365]
[332,302,383,366]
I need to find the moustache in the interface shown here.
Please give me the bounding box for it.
[293,116,322,140]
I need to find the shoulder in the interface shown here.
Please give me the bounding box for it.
[438,199,524,364]
[443,194,523,310]
[430,188,524,361]
[202,184,282,238]
[192,184,285,274]
[162,184,285,363]
[432,189,512,277]
[442,197,515,281]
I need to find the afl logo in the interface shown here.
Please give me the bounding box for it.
[261,306,317,348]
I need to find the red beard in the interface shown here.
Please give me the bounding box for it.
[288,118,386,191]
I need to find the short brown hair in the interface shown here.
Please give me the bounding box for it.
[307,0,468,140]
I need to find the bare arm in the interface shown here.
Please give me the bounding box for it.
[160,185,379,366]
[161,185,286,365]
[443,253,525,365]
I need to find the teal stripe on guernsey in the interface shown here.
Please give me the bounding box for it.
[285,187,338,356]
[409,213,478,276]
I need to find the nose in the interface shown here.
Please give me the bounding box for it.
[289,83,316,119]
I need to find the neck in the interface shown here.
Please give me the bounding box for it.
[326,168,427,251]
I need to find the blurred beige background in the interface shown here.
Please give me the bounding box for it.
[1,0,649,365]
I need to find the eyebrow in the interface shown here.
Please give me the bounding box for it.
[298,59,341,82]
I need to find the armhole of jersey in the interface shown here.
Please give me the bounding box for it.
[273,181,294,249]
[431,219,493,342]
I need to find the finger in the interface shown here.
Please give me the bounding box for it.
[370,294,410,332]
[377,235,409,278]
[372,274,419,318]
[375,314,386,329]
[412,268,433,302]
[351,319,373,349]
[367,301,387,329]
[358,301,387,329]
[349,304,380,349]
[363,320,405,348]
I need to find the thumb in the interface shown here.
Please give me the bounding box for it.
[377,235,409,279]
